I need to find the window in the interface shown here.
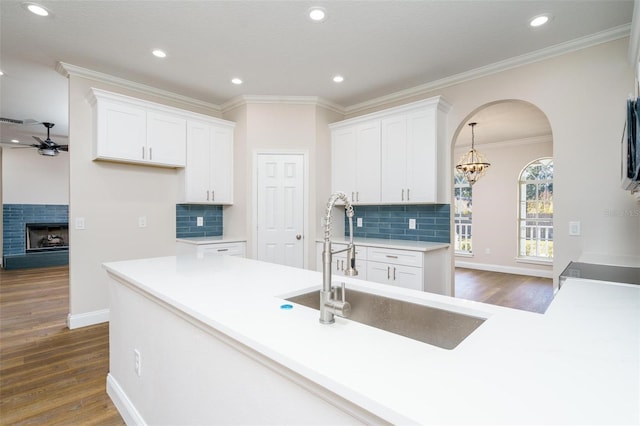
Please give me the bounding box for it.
[454,171,472,254]
[518,158,553,260]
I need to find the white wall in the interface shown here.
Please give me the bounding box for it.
[349,37,639,284]
[1,147,69,204]
[454,137,553,276]
[66,75,221,327]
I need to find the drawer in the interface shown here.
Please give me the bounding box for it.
[197,242,246,257]
[367,246,423,268]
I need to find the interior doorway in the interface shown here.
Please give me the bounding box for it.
[255,153,306,268]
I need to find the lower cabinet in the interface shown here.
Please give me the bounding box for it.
[177,241,246,257]
[316,241,449,295]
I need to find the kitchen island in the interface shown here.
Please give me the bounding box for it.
[104,254,639,425]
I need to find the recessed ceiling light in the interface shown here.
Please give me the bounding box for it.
[529,14,551,27]
[24,3,49,16]
[333,75,344,83]
[0,70,4,76]
[152,49,167,58]
[11,139,20,143]
[308,7,327,22]
[231,78,243,85]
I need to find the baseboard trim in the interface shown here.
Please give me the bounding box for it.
[455,261,553,278]
[106,373,146,426]
[67,308,109,329]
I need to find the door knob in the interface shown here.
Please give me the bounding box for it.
[296,234,302,240]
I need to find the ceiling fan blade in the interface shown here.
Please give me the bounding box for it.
[32,136,46,145]
[57,145,69,151]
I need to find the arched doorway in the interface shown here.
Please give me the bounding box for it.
[451,100,554,312]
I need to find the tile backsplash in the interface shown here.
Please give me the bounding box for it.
[176,204,223,238]
[3,204,69,255]
[344,204,450,243]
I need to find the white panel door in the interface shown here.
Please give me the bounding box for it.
[406,108,436,202]
[381,114,408,203]
[355,120,381,204]
[185,121,211,202]
[147,111,186,166]
[257,154,304,268]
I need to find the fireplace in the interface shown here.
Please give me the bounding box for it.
[25,223,69,252]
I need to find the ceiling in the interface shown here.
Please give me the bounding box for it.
[0,0,634,149]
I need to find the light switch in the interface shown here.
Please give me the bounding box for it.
[569,221,581,236]
[75,217,85,230]
[138,216,147,228]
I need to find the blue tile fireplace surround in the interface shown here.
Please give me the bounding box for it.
[2,204,69,270]
[344,204,451,243]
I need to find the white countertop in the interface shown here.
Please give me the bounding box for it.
[103,255,639,425]
[319,237,449,252]
[176,236,246,245]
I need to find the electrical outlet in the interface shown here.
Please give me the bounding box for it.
[75,217,85,230]
[357,217,363,227]
[569,221,581,236]
[134,349,141,377]
[197,216,204,227]
[409,218,416,229]
[138,216,147,228]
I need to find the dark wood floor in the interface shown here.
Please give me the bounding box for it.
[0,265,124,425]
[0,265,553,424]
[454,267,554,314]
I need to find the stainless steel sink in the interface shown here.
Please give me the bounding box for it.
[287,288,485,350]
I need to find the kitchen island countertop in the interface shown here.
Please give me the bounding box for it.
[103,254,639,425]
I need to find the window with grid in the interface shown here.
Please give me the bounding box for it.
[454,171,473,254]
[518,158,553,260]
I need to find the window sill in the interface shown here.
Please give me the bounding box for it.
[455,252,473,258]
[516,257,553,266]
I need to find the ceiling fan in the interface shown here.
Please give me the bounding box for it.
[30,122,68,156]
[0,118,68,156]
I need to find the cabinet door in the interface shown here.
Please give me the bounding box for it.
[147,111,186,167]
[406,108,436,202]
[95,100,146,162]
[209,125,234,204]
[366,261,392,285]
[355,121,381,204]
[392,264,423,291]
[381,114,408,203]
[331,127,357,200]
[185,121,211,202]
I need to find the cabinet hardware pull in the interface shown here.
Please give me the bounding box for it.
[206,190,209,201]
[356,191,359,202]
[407,188,410,201]
[385,255,398,259]
[217,248,228,252]
[212,190,215,201]
[142,146,145,159]
[352,191,355,201]
[149,147,152,160]
[387,266,390,280]
[401,188,404,201]
[342,260,345,271]
[393,267,396,281]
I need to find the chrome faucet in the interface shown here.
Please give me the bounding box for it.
[320,192,358,324]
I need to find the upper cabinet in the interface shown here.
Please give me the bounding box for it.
[330,96,450,204]
[88,88,187,168]
[180,119,235,205]
[331,120,381,204]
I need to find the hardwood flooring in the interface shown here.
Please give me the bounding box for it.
[454,267,554,314]
[0,264,553,424]
[0,266,124,425]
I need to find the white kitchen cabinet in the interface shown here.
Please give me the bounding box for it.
[181,119,235,204]
[315,242,367,280]
[366,261,423,291]
[330,96,450,204]
[331,120,381,204]
[381,108,437,203]
[89,88,187,167]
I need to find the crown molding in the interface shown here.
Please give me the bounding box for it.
[221,95,344,115]
[56,62,222,113]
[345,24,631,116]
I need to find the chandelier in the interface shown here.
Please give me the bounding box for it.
[456,122,490,186]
